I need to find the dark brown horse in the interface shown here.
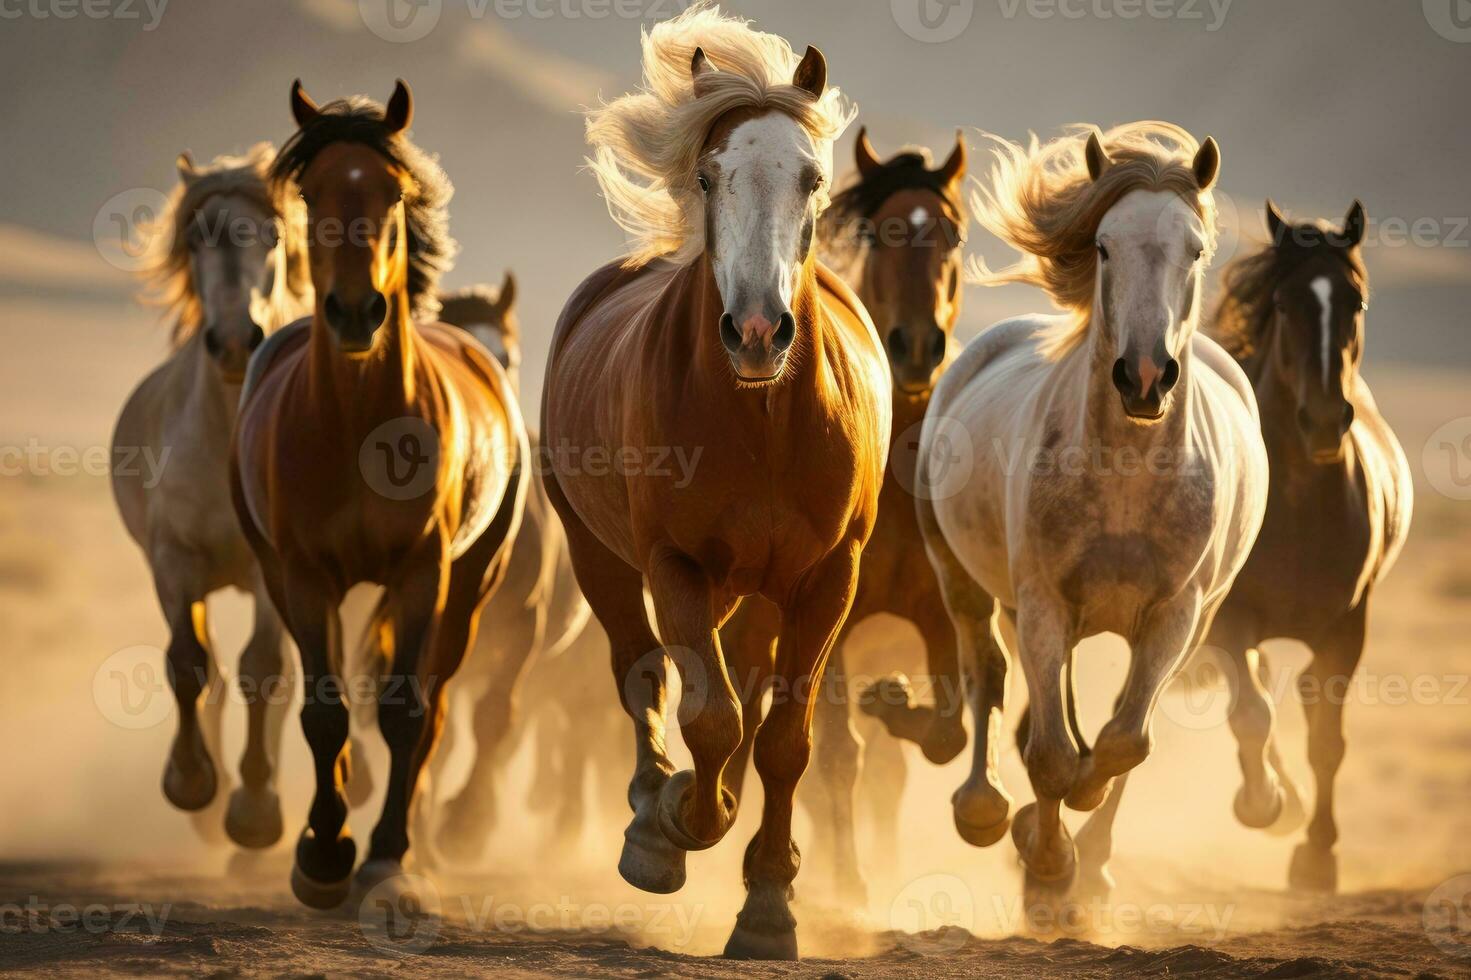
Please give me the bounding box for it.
[231,81,527,907]
[542,6,888,960]
[1204,200,1413,892]
[720,126,971,906]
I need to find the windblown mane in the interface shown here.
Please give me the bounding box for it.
[438,284,518,352]
[585,1,856,267]
[1210,221,1368,362]
[271,95,456,320]
[819,147,968,274]
[969,121,1218,354]
[142,143,309,347]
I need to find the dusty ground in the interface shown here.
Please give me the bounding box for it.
[1,295,1469,976]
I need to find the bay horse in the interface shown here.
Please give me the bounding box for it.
[231,81,527,907]
[542,6,888,959]
[1203,200,1412,891]
[914,123,1267,905]
[719,125,971,905]
[111,144,310,848]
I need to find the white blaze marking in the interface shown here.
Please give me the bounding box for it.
[1311,276,1333,390]
[909,206,930,229]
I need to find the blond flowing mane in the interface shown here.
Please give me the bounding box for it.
[585,1,856,267]
[141,143,310,347]
[968,122,1217,354]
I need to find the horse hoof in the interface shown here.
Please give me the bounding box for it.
[225,786,284,850]
[1011,802,1076,884]
[857,673,914,723]
[619,824,687,894]
[1287,843,1337,893]
[1021,868,1078,933]
[163,756,218,812]
[920,716,967,765]
[723,922,799,960]
[1232,781,1285,830]
[952,779,1012,847]
[1064,776,1112,813]
[291,861,352,909]
[1265,778,1307,838]
[656,770,734,851]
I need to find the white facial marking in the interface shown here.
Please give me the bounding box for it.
[707,113,821,318]
[909,205,930,229]
[347,168,364,181]
[1094,189,1204,358]
[1311,275,1332,390]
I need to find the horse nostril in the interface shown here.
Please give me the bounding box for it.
[1111,357,1131,394]
[1342,403,1355,429]
[928,327,947,366]
[887,329,909,360]
[366,292,388,328]
[1159,358,1180,394]
[324,292,345,327]
[203,327,222,357]
[248,325,265,351]
[773,312,795,353]
[719,313,742,354]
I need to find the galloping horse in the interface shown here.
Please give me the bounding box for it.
[111,144,310,847]
[232,81,527,906]
[915,123,1267,903]
[542,6,888,959]
[1205,200,1412,891]
[720,126,971,905]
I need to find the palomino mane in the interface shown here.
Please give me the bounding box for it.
[271,95,456,321]
[1210,219,1368,363]
[968,122,1218,356]
[584,1,856,268]
[819,146,969,274]
[142,143,309,347]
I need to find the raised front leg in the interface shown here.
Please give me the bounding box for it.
[1291,603,1367,893]
[151,550,220,815]
[725,540,862,961]
[226,581,291,849]
[860,591,967,765]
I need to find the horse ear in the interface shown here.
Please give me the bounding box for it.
[936,129,967,188]
[290,79,320,128]
[1192,136,1220,191]
[176,151,199,184]
[1265,199,1288,246]
[496,271,517,314]
[792,45,827,98]
[691,46,715,80]
[385,79,413,134]
[1342,199,1366,248]
[1084,129,1111,182]
[854,126,880,176]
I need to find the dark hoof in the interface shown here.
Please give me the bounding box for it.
[656,770,735,851]
[619,829,687,893]
[952,778,1012,847]
[1011,802,1076,884]
[858,673,914,723]
[163,754,218,812]
[1287,843,1337,893]
[225,786,284,850]
[1063,774,1112,813]
[292,829,356,909]
[723,922,798,960]
[1232,780,1284,830]
[344,737,374,808]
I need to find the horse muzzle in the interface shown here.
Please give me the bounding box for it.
[324,289,389,354]
[203,321,265,381]
[1112,354,1179,422]
[721,310,795,384]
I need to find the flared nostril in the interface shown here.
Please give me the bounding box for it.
[1159,358,1180,394]
[927,327,947,366]
[366,292,388,328]
[773,312,795,353]
[887,329,908,361]
[719,313,742,354]
[1111,357,1131,394]
[324,292,345,327]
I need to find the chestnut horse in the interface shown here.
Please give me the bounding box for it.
[1204,200,1412,891]
[916,123,1267,906]
[720,126,971,905]
[542,6,887,959]
[232,81,527,907]
[111,144,310,848]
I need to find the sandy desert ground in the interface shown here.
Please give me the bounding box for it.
[1,294,1469,977]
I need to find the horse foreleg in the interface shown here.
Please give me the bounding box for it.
[718,597,778,808]
[1209,614,1300,832]
[646,549,741,853]
[1068,590,1203,812]
[724,540,861,961]
[808,641,869,907]
[1290,602,1367,893]
[152,553,219,814]
[226,582,289,849]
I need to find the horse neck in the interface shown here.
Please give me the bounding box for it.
[1079,307,1193,448]
[306,289,421,410]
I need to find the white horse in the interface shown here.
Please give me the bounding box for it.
[914,122,1268,902]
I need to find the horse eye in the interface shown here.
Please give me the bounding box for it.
[696,174,710,194]
[1095,241,1109,261]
